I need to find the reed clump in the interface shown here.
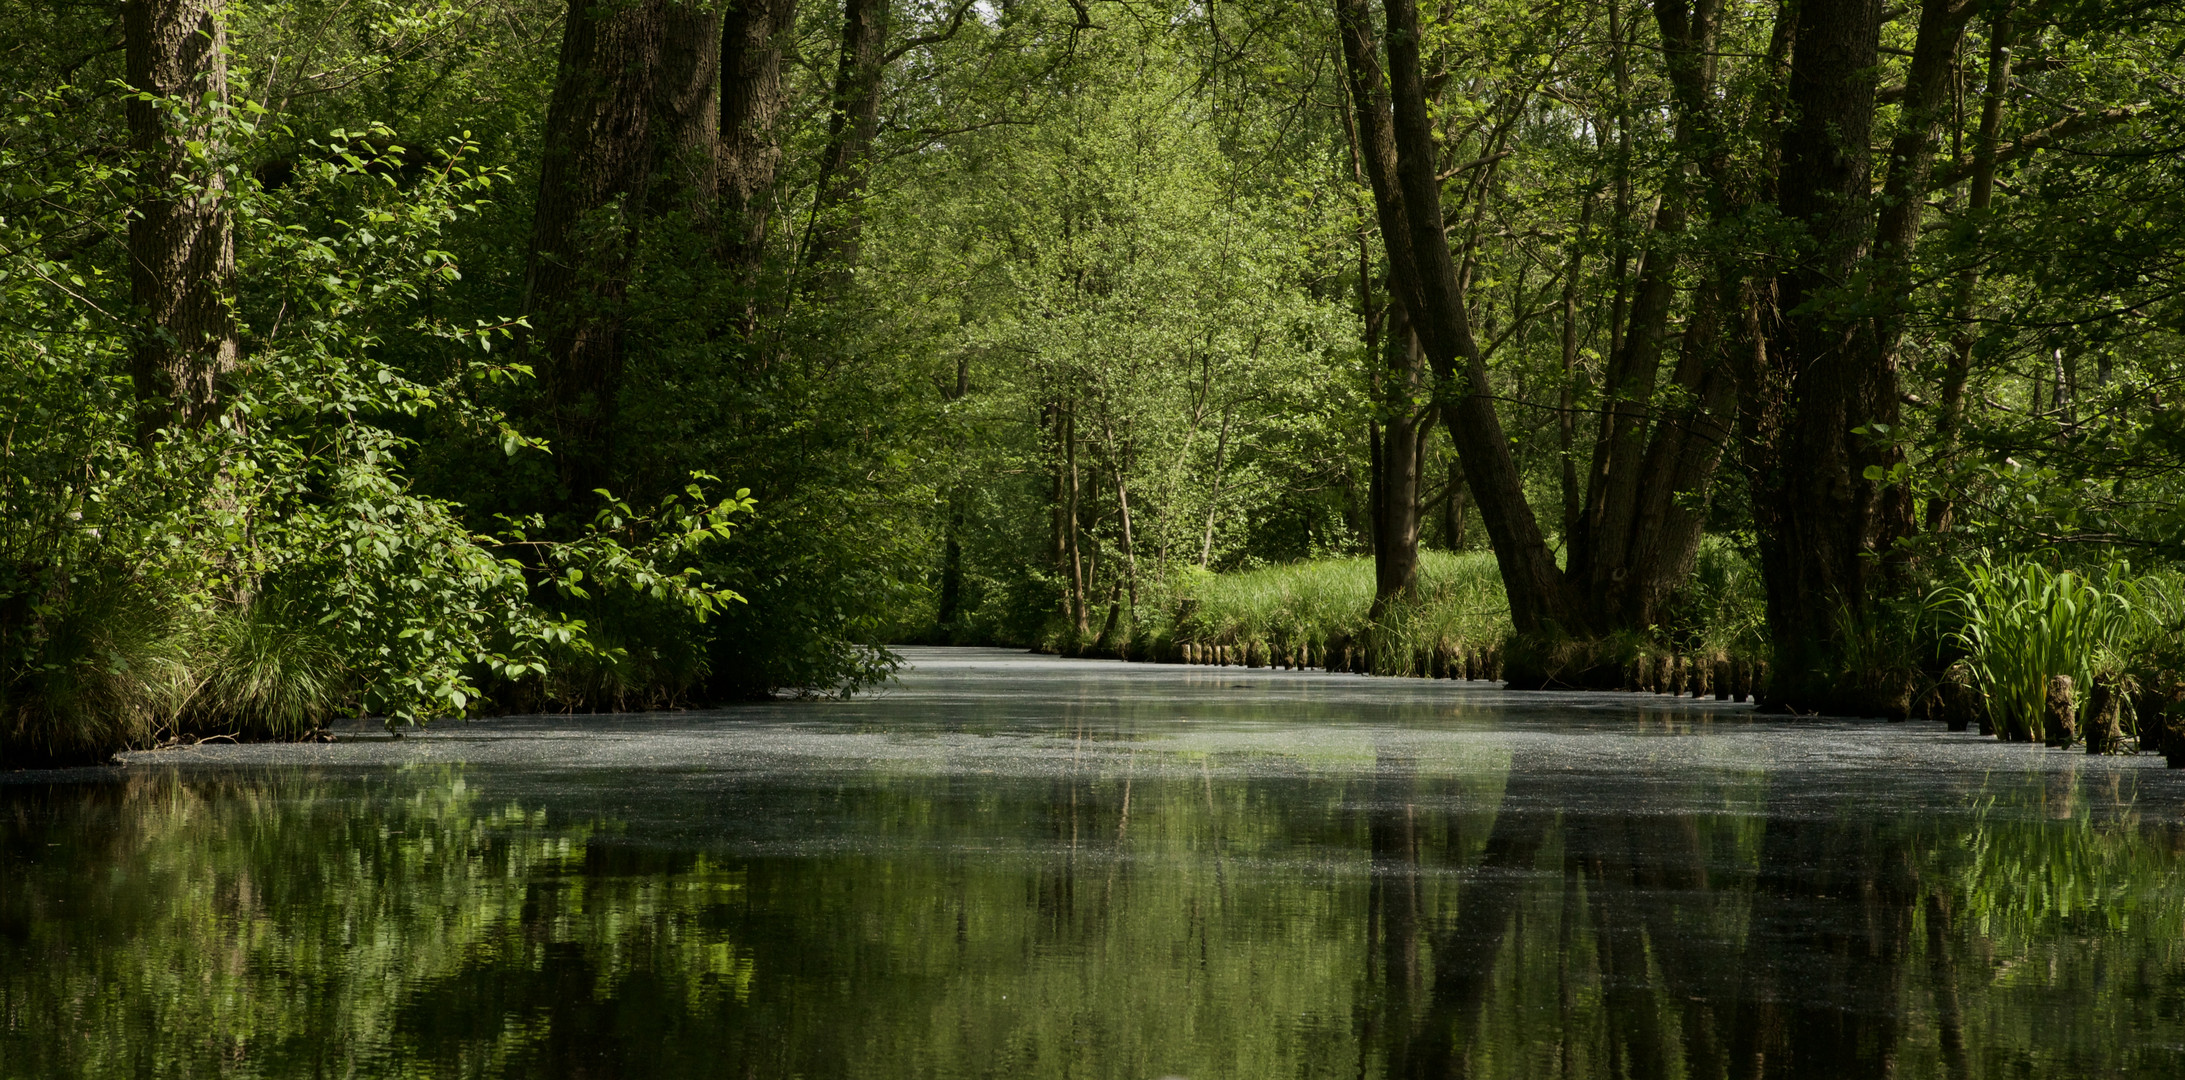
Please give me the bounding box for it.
[1932,559,2140,745]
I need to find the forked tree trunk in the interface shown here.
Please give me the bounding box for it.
[126,0,237,440]
[524,0,668,505]
[1559,0,1741,632]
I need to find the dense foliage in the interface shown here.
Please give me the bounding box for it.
[4,0,2183,758]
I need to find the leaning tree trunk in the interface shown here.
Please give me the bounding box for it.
[523,0,667,506]
[1335,0,1591,638]
[1850,0,1967,551]
[1754,0,1906,709]
[126,0,237,441]
[803,0,889,275]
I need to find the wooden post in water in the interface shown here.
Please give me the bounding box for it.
[2085,675,2127,754]
[2044,676,2077,748]
[1712,659,1731,701]
[1942,676,1974,732]
[1670,656,1688,697]
[1693,659,1712,700]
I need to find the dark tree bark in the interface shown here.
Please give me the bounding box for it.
[523,0,668,504]
[1849,0,1969,548]
[649,4,724,226]
[1369,303,1429,615]
[126,0,237,440]
[1335,0,1591,637]
[1752,0,1905,708]
[804,0,890,274]
[720,0,797,277]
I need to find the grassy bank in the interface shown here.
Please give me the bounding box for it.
[1050,548,2185,763]
[1062,541,1768,687]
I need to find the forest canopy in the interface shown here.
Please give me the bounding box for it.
[3,0,2184,759]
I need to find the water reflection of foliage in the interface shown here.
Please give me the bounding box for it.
[0,768,753,1079]
[5,752,2185,1078]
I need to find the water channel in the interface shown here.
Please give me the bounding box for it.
[5,647,2185,1078]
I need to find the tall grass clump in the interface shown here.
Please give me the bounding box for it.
[0,576,197,763]
[1166,551,1509,669]
[1935,559,2138,741]
[191,598,349,739]
[1667,538,1768,658]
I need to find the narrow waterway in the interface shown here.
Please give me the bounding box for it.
[5,647,2183,1079]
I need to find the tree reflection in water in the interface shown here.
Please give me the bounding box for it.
[4,736,2184,1079]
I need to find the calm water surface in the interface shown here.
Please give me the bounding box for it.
[6,647,2185,1079]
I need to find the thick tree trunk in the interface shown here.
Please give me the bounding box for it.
[719,0,796,277]
[1336,0,1590,637]
[1754,0,1904,708]
[649,5,722,226]
[126,0,237,440]
[804,0,889,274]
[524,0,668,505]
